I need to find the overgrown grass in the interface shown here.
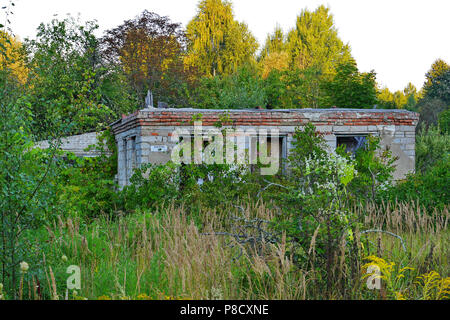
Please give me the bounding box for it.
[10,200,448,300]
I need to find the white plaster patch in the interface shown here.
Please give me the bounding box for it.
[150,145,168,152]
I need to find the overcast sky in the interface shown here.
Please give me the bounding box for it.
[6,0,450,92]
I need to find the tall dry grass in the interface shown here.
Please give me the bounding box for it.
[15,200,449,300]
[32,202,307,299]
[353,201,449,277]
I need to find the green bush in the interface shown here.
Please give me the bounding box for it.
[56,130,120,219]
[180,163,259,210]
[345,135,397,202]
[383,159,449,210]
[415,125,450,174]
[380,124,449,209]
[121,160,259,214]
[438,109,450,134]
[121,162,181,212]
[267,123,361,297]
[0,69,64,296]
[190,64,267,109]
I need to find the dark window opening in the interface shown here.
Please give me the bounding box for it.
[177,134,287,187]
[131,136,136,170]
[336,135,367,156]
[250,135,287,175]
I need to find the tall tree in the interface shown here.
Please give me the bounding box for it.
[403,82,418,97]
[403,82,419,110]
[185,0,258,76]
[417,97,448,128]
[25,16,115,138]
[259,26,286,61]
[259,51,290,79]
[377,83,420,110]
[423,58,450,94]
[258,26,289,79]
[102,10,194,107]
[377,87,397,109]
[417,59,450,128]
[1,8,64,295]
[425,69,450,104]
[392,90,407,109]
[0,31,27,84]
[286,5,354,73]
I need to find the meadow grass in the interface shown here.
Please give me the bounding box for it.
[16,200,449,300]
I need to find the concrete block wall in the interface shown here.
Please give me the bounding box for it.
[111,108,419,187]
[35,132,105,158]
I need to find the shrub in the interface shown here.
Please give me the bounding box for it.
[180,162,260,211]
[265,123,362,297]
[380,124,449,209]
[0,69,64,297]
[121,162,181,212]
[417,97,448,129]
[415,125,450,174]
[190,64,267,109]
[345,135,397,202]
[56,129,120,219]
[438,109,450,134]
[384,160,449,210]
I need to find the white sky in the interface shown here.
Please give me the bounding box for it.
[6,0,450,92]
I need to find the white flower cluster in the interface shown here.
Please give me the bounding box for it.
[302,152,357,196]
[377,180,390,192]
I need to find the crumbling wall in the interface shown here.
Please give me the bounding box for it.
[35,132,105,158]
[111,108,419,187]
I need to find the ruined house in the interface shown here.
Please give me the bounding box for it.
[110,108,419,188]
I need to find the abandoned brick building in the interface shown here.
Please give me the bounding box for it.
[109,108,419,187]
[36,106,419,187]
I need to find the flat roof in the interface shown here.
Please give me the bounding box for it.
[110,107,419,134]
[136,107,417,113]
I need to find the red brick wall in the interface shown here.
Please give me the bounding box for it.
[112,109,419,135]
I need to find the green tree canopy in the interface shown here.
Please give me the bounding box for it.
[377,82,420,110]
[102,10,194,108]
[259,25,286,61]
[0,30,27,84]
[185,0,258,76]
[402,82,419,110]
[377,87,397,109]
[24,16,115,138]
[190,63,266,109]
[423,58,450,95]
[258,26,290,79]
[425,70,450,104]
[417,59,450,128]
[286,5,354,72]
[322,61,377,108]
